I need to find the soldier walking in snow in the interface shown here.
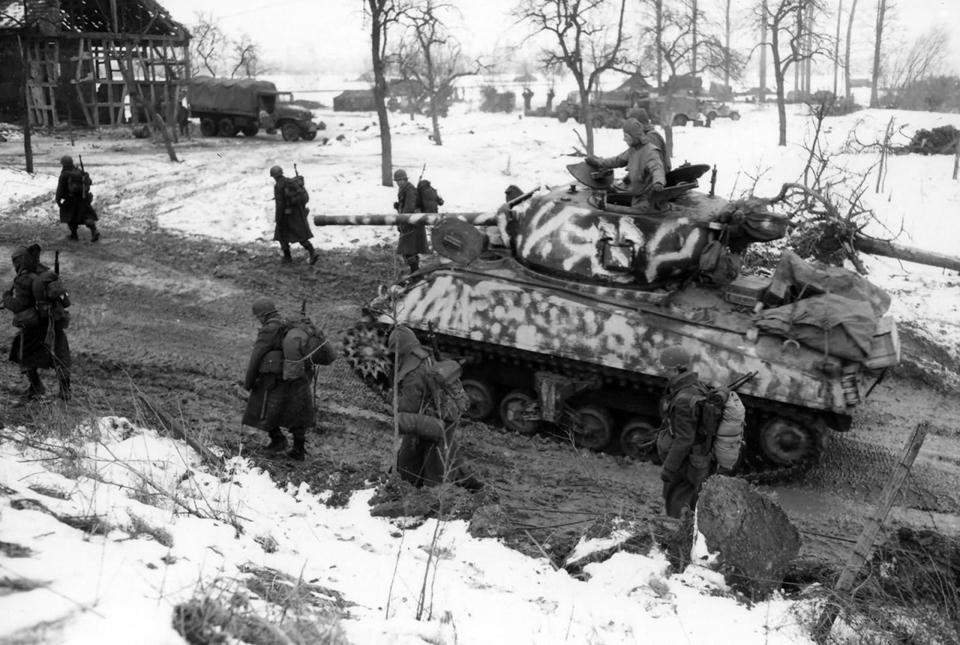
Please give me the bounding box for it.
[271,165,319,265]
[392,168,428,274]
[56,155,100,242]
[657,346,713,518]
[241,296,314,461]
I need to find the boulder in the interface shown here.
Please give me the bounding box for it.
[697,475,801,598]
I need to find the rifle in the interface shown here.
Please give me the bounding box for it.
[55,250,60,276]
[293,163,300,177]
[417,163,426,185]
[726,371,757,393]
[78,155,89,202]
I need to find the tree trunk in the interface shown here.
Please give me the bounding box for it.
[724,0,731,88]
[579,85,594,154]
[370,17,393,187]
[430,98,442,145]
[854,235,960,272]
[771,24,787,146]
[869,0,886,108]
[18,34,34,173]
[759,0,768,102]
[844,0,859,100]
[655,0,663,90]
[691,0,698,79]
[833,0,843,97]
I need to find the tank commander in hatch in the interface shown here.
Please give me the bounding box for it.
[584,118,666,210]
[625,107,671,172]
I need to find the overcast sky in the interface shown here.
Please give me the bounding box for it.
[159,0,960,81]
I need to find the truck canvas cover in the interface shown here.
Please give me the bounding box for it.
[188,76,278,113]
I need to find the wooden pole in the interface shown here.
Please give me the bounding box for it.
[953,133,958,180]
[814,422,928,643]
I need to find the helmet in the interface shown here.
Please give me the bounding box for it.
[60,155,73,166]
[251,296,277,318]
[660,346,692,369]
[622,118,644,140]
[504,184,523,201]
[393,169,408,181]
[269,165,283,178]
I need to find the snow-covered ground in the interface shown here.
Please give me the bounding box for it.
[1,92,959,644]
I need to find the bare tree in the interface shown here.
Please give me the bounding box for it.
[397,0,484,145]
[756,0,832,146]
[868,0,893,108]
[719,0,738,88]
[366,0,410,187]
[229,34,265,78]
[884,25,949,95]
[759,0,768,102]
[643,0,665,89]
[832,0,842,96]
[514,0,630,155]
[189,12,228,77]
[843,0,858,100]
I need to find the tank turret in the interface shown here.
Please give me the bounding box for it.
[325,161,900,482]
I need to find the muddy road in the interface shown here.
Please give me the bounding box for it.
[2,133,958,571]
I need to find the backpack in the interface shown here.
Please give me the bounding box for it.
[281,318,336,380]
[417,179,444,213]
[66,169,90,197]
[32,271,71,326]
[694,385,746,471]
[283,175,310,210]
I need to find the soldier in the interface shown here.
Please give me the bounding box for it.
[271,166,319,265]
[585,118,666,209]
[546,87,555,112]
[55,155,100,242]
[241,297,314,461]
[658,346,713,518]
[522,87,534,111]
[504,185,524,203]
[392,168,427,273]
[390,326,481,490]
[2,244,71,403]
[625,107,671,172]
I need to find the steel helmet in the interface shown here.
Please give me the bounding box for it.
[660,346,692,369]
[393,168,408,181]
[60,155,73,166]
[269,165,283,178]
[251,296,277,318]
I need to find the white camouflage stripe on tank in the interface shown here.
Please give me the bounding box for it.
[384,271,851,414]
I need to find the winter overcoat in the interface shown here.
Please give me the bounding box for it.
[4,268,71,372]
[395,181,428,255]
[273,177,314,244]
[56,167,98,227]
[242,312,315,431]
[660,369,712,518]
[595,139,666,207]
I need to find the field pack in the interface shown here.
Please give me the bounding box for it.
[417,179,444,213]
[281,318,336,380]
[66,169,91,198]
[694,385,746,471]
[283,175,310,210]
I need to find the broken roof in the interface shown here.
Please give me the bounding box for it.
[0,0,188,38]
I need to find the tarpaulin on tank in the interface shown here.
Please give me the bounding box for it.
[755,293,879,360]
[769,250,891,316]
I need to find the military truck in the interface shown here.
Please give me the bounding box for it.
[187,76,319,141]
[555,90,703,128]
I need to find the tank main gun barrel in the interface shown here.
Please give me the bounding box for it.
[313,212,499,227]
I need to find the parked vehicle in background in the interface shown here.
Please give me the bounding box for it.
[187,76,319,142]
[555,90,703,129]
[703,100,741,124]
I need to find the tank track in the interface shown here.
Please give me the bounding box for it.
[342,321,824,484]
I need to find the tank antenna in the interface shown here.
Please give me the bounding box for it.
[709,165,717,197]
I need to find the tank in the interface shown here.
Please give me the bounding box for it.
[315,163,900,481]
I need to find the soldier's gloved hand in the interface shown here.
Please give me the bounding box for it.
[661,468,679,483]
[584,155,601,168]
[393,201,400,211]
[652,183,664,193]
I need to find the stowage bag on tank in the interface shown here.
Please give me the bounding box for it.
[755,294,879,361]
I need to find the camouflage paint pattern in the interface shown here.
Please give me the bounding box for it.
[314,213,498,227]
[376,259,861,416]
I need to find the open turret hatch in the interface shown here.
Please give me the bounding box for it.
[567,162,712,213]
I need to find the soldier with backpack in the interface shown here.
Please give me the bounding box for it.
[271,166,319,266]
[392,168,428,274]
[2,244,72,403]
[56,155,100,242]
[657,346,714,518]
[389,325,481,490]
[242,296,323,461]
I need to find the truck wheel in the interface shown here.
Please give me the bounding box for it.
[672,114,688,127]
[302,131,317,141]
[240,126,258,137]
[731,112,741,121]
[200,118,216,137]
[281,124,301,142]
[218,119,236,137]
[707,111,718,121]
[557,110,569,123]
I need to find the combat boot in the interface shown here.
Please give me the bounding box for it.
[90,227,101,242]
[261,429,288,454]
[287,430,306,461]
[67,229,79,241]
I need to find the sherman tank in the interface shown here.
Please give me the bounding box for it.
[315,163,900,481]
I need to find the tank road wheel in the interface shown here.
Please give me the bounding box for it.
[620,417,660,461]
[461,378,496,421]
[281,124,301,141]
[758,417,816,466]
[218,118,236,137]
[200,118,216,137]
[569,405,614,451]
[341,323,391,392]
[499,389,541,436]
[240,126,258,137]
[302,131,317,141]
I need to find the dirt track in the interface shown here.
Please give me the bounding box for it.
[2,133,959,571]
